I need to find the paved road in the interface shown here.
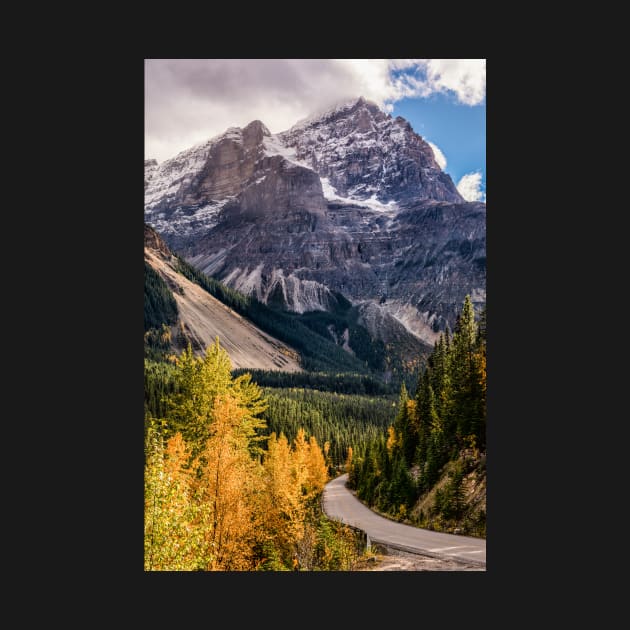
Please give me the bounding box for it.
[323,474,486,567]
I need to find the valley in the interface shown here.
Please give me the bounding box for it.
[144,86,486,572]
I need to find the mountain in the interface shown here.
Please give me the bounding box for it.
[144,97,485,348]
[144,224,302,372]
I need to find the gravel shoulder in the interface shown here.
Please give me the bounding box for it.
[355,547,485,571]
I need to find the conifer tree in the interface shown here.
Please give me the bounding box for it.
[393,383,418,465]
[451,295,479,446]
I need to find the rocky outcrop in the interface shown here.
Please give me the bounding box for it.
[144,223,172,259]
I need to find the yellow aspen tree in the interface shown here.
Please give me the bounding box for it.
[292,430,328,569]
[193,394,260,570]
[262,432,305,566]
[306,435,328,496]
[345,446,353,474]
[292,428,311,497]
[144,430,198,570]
[386,425,397,453]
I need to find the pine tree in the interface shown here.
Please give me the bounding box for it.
[384,449,413,517]
[165,344,215,450]
[416,369,441,470]
[473,304,487,450]
[450,295,480,447]
[231,371,268,457]
[393,383,418,466]
[165,338,267,457]
[415,369,428,467]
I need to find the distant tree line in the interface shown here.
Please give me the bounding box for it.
[144,261,178,331]
[144,262,179,361]
[261,387,396,469]
[232,368,395,396]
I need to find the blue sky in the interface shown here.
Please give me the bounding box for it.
[145,59,486,201]
[392,94,486,201]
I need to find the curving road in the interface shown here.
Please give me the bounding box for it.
[323,474,486,568]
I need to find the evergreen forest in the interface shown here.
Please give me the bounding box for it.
[144,250,486,570]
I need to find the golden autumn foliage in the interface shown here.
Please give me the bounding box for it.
[307,435,329,492]
[475,350,486,391]
[386,425,398,453]
[261,429,329,569]
[345,446,353,474]
[144,428,201,571]
[145,339,339,571]
[192,394,263,570]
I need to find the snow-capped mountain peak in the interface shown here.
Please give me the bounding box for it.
[289,96,382,131]
[278,96,461,204]
[144,100,483,343]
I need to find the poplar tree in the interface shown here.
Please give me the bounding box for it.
[144,427,199,570]
[193,394,261,570]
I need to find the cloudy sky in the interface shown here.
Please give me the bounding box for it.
[145,59,486,201]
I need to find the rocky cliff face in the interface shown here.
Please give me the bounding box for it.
[144,97,485,346]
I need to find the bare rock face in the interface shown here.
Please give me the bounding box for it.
[280,97,463,204]
[233,156,327,224]
[144,98,485,342]
[143,222,172,260]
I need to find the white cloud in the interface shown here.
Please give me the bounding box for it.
[145,59,486,162]
[384,59,486,106]
[427,141,447,170]
[422,59,486,106]
[456,172,486,202]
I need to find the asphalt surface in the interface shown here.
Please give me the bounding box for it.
[323,474,486,567]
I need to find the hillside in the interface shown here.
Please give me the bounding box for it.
[347,295,486,538]
[144,224,301,372]
[409,450,486,537]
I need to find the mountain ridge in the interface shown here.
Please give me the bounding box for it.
[144,97,485,348]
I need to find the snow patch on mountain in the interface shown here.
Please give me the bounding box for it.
[263,134,310,169]
[149,199,232,237]
[144,127,247,213]
[145,149,210,211]
[321,177,398,213]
